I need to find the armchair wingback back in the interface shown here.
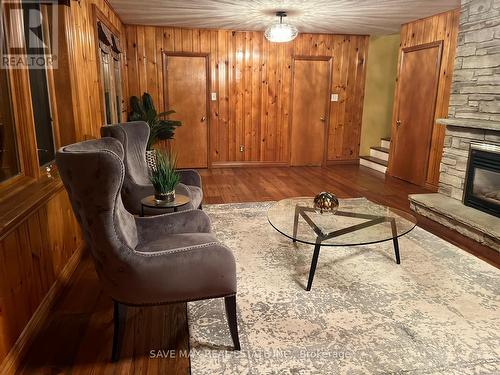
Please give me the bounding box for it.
[100,121,150,185]
[101,121,203,214]
[56,138,139,299]
[56,137,240,356]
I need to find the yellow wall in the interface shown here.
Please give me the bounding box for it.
[360,34,400,155]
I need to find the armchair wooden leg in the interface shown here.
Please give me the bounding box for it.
[224,295,241,351]
[112,301,127,362]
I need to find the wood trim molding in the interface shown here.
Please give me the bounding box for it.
[212,160,360,168]
[327,159,360,166]
[92,4,121,38]
[0,244,85,374]
[0,175,64,240]
[5,54,39,179]
[211,161,289,168]
[401,40,443,53]
[292,55,334,61]
[424,182,439,192]
[102,0,126,26]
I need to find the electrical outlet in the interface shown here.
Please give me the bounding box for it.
[240,145,244,152]
[211,92,217,101]
[331,93,339,102]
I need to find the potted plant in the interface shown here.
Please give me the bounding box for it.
[149,149,180,203]
[129,92,181,169]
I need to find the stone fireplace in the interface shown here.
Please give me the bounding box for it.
[409,0,500,253]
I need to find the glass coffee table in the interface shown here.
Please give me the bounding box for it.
[267,197,417,291]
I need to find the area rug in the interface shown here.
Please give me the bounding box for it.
[188,200,500,374]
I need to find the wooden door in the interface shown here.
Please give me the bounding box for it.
[290,58,331,166]
[389,42,442,185]
[164,54,208,168]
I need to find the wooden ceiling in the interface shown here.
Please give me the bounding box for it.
[108,0,460,35]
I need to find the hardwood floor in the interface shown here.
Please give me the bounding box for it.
[14,165,497,374]
[200,165,430,208]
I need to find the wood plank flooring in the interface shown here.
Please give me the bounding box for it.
[14,165,498,375]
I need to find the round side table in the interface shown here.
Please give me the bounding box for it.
[140,194,191,216]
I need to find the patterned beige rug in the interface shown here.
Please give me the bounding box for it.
[188,201,500,374]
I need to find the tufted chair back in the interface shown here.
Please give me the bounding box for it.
[56,138,139,299]
[101,121,150,184]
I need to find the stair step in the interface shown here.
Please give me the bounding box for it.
[381,137,391,141]
[360,156,388,166]
[380,138,391,149]
[359,155,388,174]
[370,146,389,161]
[371,146,389,153]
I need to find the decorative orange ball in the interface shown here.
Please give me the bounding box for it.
[313,192,339,214]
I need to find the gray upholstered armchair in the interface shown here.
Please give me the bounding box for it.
[100,121,203,215]
[56,138,240,361]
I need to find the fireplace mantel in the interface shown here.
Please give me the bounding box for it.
[436,118,500,132]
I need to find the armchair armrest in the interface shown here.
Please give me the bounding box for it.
[135,209,211,243]
[177,169,202,188]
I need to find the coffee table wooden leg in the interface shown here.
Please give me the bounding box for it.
[306,244,321,291]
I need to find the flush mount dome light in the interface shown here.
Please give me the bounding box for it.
[264,11,298,43]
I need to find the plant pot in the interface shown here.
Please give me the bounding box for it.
[145,150,157,171]
[154,190,175,203]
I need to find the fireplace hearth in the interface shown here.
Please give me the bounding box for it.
[463,143,500,218]
[408,0,500,257]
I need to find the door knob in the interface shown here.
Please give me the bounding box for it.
[320,116,326,122]
[201,116,207,122]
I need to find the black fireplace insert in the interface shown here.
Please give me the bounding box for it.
[463,142,500,218]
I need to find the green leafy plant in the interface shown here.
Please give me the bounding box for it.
[129,92,182,150]
[149,149,180,194]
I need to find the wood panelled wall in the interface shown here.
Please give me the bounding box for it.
[125,26,369,164]
[65,0,128,140]
[389,10,459,188]
[0,0,126,366]
[0,187,81,363]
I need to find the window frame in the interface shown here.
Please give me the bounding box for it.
[0,1,60,193]
[93,5,124,125]
[0,59,22,184]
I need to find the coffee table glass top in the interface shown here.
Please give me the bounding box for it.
[267,197,417,247]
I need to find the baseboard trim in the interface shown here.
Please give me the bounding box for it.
[0,243,85,374]
[211,161,289,168]
[326,159,359,166]
[424,182,439,192]
[210,160,361,168]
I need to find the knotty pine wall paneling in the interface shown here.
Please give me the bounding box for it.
[388,10,459,188]
[0,188,82,364]
[125,26,369,165]
[65,0,128,140]
[0,0,127,366]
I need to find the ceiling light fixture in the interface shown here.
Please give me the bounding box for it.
[264,11,298,43]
